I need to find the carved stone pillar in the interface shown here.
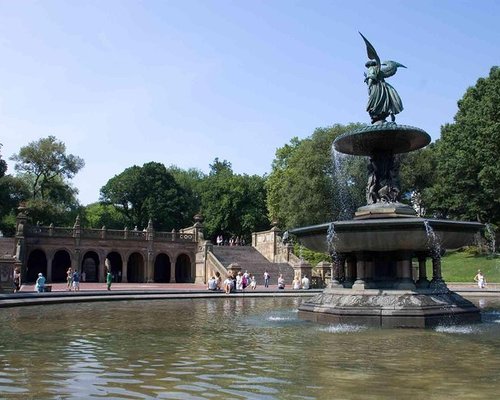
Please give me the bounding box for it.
[416,254,429,288]
[344,256,356,288]
[352,253,366,290]
[46,254,53,282]
[170,257,177,283]
[395,253,416,290]
[430,256,446,289]
[122,259,128,283]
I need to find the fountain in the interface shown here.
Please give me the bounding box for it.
[291,34,483,328]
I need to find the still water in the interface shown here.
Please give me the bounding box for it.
[0,297,499,399]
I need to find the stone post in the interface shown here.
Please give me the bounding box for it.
[122,258,128,283]
[416,254,429,288]
[293,259,313,282]
[315,261,332,286]
[344,256,356,288]
[352,253,366,290]
[227,262,242,278]
[170,258,176,283]
[46,254,53,282]
[195,240,211,284]
[395,252,416,290]
[145,219,155,282]
[330,257,343,288]
[430,256,447,290]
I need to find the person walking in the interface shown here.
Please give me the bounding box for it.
[66,267,73,291]
[13,268,21,293]
[474,269,486,289]
[72,270,80,291]
[263,271,270,288]
[106,270,113,291]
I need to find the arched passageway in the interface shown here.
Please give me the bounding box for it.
[26,249,47,283]
[154,253,171,283]
[127,252,144,283]
[175,254,192,283]
[106,252,123,282]
[52,250,71,282]
[81,251,100,282]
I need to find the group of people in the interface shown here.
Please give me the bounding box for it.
[215,235,246,247]
[207,270,310,293]
[66,267,81,291]
[291,274,310,290]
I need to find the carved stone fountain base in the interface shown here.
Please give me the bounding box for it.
[298,287,481,328]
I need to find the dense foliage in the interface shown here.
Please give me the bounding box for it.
[199,158,269,242]
[100,162,192,231]
[7,136,84,227]
[426,67,500,225]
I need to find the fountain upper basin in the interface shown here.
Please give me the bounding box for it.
[290,218,483,253]
[333,123,431,156]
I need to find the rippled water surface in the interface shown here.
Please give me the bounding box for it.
[0,297,499,399]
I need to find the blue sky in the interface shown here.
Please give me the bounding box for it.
[0,0,498,205]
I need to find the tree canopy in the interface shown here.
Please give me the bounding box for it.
[426,67,500,225]
[8,136,84,226]
[100,161,192,231]
[200,158,269,241]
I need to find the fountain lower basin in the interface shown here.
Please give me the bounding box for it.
[291,217,484,328]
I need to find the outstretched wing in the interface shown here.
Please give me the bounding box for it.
[359,32,380,66]
[381,60,406,78]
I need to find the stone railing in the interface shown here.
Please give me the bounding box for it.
[206,250,229,279]
[25,225,197,243]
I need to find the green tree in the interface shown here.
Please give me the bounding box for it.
[0,144,26,235]
[167,165,205,221]
[82,202,126,229]
[399,145,438,216]
[10,135,84,200]
[9,136,84,226]
[200,158,269,241]
[427,67,500,224]
[266,123,366,230]
[100,162,191,231]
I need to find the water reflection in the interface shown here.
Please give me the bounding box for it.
[0,297,499,399]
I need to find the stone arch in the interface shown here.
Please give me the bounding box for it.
[81,251,100,282]
[106,251,123,282]
[52,249,72,282]
[26,249,47,283]
[154,253,171,283]
[127,252,145,283]
[175,253,192,283]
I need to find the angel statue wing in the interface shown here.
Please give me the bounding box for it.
[359,32,380,66]
[381,61,406,78]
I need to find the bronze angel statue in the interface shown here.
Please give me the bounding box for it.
[360,32,406,124]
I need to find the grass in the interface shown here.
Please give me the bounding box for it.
[437,250,500,283]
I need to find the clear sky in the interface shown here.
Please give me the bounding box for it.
[0,0,498,205]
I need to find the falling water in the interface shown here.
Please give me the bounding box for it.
[485,223,497,255]
[423,220,442,258]
[332,149,356,221]
[327,222,338,261]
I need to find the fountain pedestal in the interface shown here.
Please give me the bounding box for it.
[298,287,480,328]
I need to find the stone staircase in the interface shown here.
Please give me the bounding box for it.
[210,246,295,286]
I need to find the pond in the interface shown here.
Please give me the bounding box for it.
[0,297,499,399]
